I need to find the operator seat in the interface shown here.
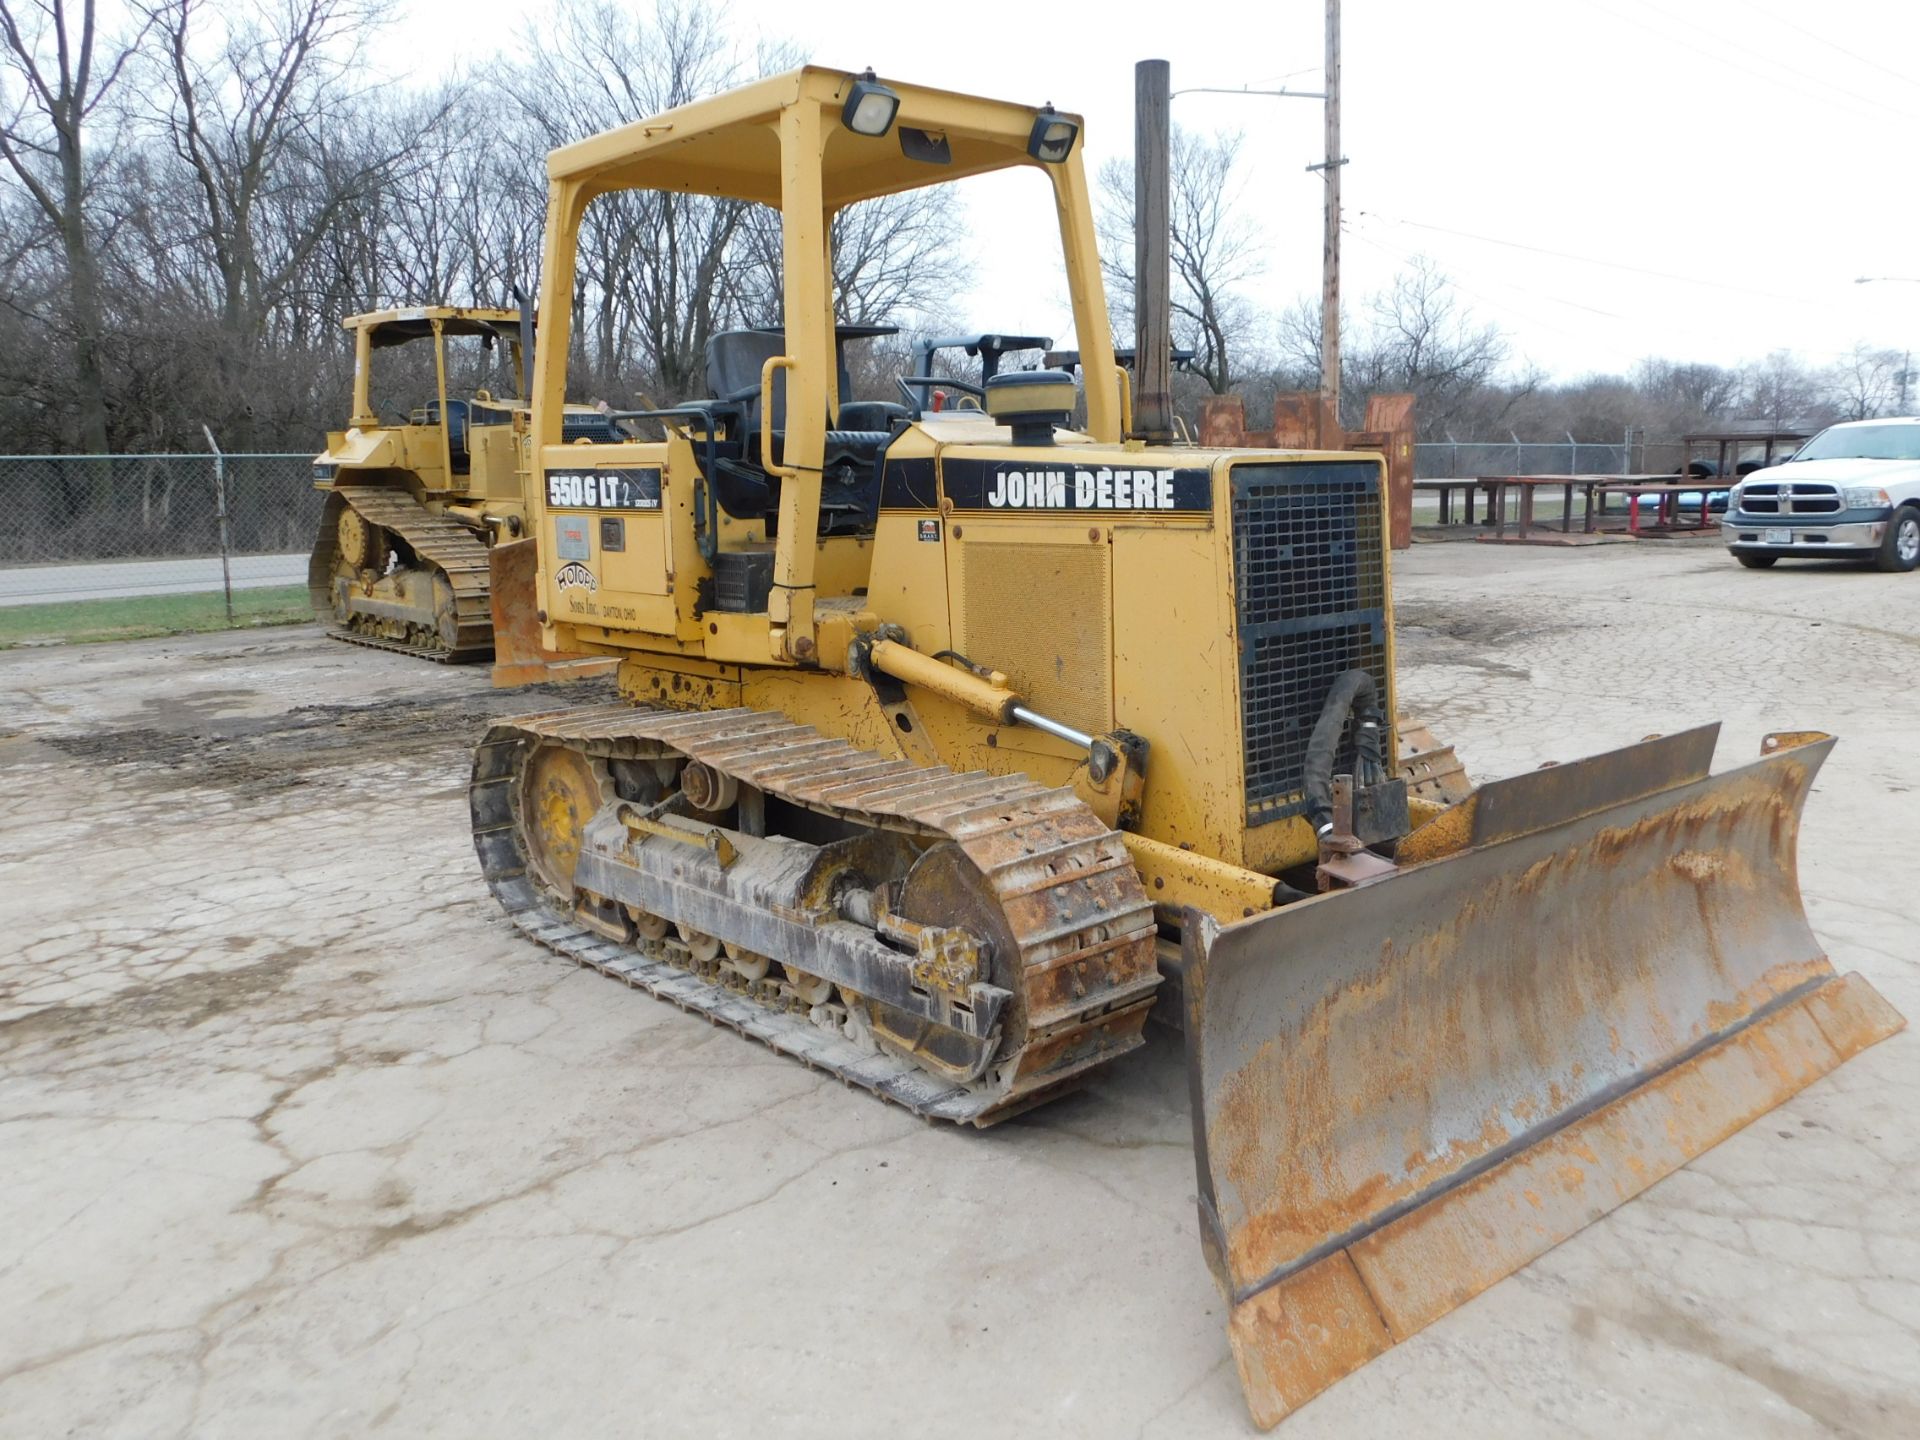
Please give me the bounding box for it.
[701,328,895,534]
[706,329,788,434]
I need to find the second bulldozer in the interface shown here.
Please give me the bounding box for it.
[461,69,1903,1427]
[309,305,627,665]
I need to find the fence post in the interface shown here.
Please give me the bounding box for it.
[203,426,234,626]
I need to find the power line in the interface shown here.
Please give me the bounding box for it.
[1349,228,1879,365]
[1597,0,1920,125]
[1727,0,1920,96]
[1356,210,1831,308]
[1347,229,1596,346]
[1579,0,1920,130]
[1351,226,1626,324]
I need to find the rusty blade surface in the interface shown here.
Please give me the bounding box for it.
[485,539,616,687]
[1184,730,1906,1427]
[487,539,547,686]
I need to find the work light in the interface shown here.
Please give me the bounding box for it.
[843,72,900,137]
[1027,108,1078,163]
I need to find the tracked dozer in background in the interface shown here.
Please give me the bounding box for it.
[309,305,626,669]
[464,69,1903,1426]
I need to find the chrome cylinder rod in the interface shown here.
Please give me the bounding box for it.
[1010,705,1093,750]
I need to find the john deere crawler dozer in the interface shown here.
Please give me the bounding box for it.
[464,68,1904,1426]
[310,305,626,664]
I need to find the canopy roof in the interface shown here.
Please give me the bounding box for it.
[546,66,1081,208]
[343,307,522,348]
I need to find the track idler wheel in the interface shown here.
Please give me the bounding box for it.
[337,506,389,573]
[517,742,611,898]
[857,841,1020,1084]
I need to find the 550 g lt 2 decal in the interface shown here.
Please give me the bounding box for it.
[547,468,662,510]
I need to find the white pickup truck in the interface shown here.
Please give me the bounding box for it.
[1722,416,1920,572]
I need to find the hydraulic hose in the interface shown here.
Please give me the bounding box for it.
[1303,669,1385,836]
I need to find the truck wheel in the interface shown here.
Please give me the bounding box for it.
[1875,508,1920,573]
[1735,552,1778,569]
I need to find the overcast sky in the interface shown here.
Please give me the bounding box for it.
[391,0,1920,381]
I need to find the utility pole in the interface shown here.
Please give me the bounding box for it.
[1315,0,1344,445]
[1133,59,1174,441]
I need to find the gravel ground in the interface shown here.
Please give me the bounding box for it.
[2,539,1914,1439]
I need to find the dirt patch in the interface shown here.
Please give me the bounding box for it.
[1394,599,1575,650]
[31,677,617,803]
[1391,600,1570,681]
[0,949,310,1055]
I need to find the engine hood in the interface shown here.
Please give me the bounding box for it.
[1747,455,1920,486]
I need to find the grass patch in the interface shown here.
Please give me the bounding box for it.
[0,585,312,649]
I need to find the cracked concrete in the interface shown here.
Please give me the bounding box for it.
[1,542,1914,1439]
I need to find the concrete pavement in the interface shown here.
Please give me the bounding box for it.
[1,542,1914,1439]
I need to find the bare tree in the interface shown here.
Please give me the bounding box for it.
[1633,358,1741,419]
[1340,257,1509,432]
[734,185,973,334]
[1272,294,1332,385]
[1096,127,1263,394]
[502,0,763,401]
[315,87,533,317]
[828,191,969,324]
[0,0,146,450]
[1741,350,1828,430]
[147,0,442,440]
[1825,343,1906,421]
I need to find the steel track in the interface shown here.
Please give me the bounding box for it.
[321,627,490,663]
[470,704,1161,1125]
[309,485,494,661]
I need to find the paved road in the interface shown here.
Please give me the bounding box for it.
[0,552,307,607]
[0,544,1914,1439]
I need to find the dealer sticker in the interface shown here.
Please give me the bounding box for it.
[555,516,590,560]
[917,518,941,542]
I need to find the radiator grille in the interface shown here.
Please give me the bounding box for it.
[959,541,1111,739]
[1232,462,1389,824]
[1736,481,1839,515]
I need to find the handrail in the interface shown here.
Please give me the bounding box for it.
[760,356,797,480]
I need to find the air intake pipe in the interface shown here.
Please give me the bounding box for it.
[1303,669,1386,836]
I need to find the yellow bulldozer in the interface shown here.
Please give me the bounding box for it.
[309,304,628,666]
[461,68,1903,1426]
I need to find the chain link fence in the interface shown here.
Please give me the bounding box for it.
[1413,439,1700,479]
[1,453,319,632]
[1415,441,1622,478]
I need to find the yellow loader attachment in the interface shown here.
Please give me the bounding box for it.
[1184,726,1903,1428]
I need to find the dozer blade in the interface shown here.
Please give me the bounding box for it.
[487,537,617,688]
[1184,725,1904,1429]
